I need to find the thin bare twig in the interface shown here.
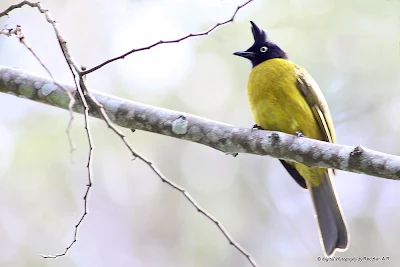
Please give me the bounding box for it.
[80,0,255,76]
[41,77,94,259]
[0,24,76,153]
[80,80,259,267]
[0,1,94,258]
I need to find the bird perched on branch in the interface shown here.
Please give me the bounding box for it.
[234,21,349,256]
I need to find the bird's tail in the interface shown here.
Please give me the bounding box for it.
[308,172,349,256]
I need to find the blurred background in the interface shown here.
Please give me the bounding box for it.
[1,0,400,266]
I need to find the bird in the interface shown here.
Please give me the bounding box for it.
[233,21,349,256]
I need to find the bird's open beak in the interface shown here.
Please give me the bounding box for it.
[233,51,255,59]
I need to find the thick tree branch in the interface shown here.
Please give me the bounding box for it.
[2,65,400,180]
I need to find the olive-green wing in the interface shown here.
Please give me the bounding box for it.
[280,65,337,187]
[294,66,336,144]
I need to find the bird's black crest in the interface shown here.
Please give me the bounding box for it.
[250,21,267,42]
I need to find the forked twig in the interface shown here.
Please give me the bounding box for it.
[1,1,94,259]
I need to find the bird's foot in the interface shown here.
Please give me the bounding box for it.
[294,131,305,137]
[252,124,264,130]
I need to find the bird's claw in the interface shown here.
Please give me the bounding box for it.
[252,124,264,130]
[294,131,305,137]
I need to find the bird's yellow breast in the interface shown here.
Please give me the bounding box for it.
[247,58,323,141]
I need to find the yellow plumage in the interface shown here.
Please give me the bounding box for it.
[247,58,325,186]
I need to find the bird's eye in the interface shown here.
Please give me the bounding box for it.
[260,46,268,53]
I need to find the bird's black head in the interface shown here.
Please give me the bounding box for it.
[234,21,288,67]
